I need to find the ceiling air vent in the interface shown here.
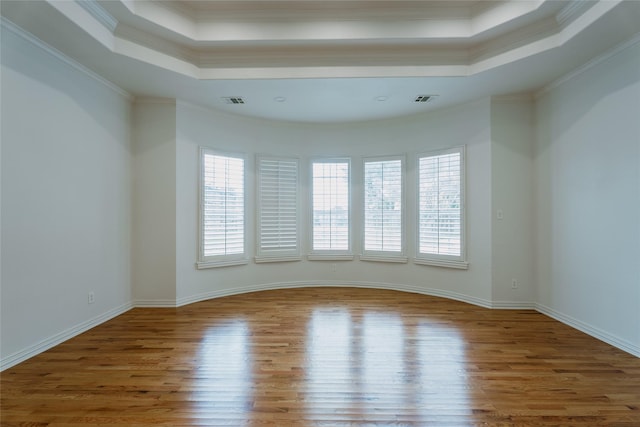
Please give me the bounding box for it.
[414,95,437,103]
[222,96,245,105]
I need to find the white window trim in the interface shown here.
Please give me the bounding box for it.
[361,155,406,263]
[414,146,468,270]
[308,157,353,260]
[197,147,248,270]
[255,155,302,264]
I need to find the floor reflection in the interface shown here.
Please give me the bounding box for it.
[306,308,356,421]
[193,319,252,425]
[306,307,471,424]
[415,321,471,423]
[361,312,406,414]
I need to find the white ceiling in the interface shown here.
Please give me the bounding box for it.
[2,0,640,123]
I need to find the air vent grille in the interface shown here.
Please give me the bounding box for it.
[414,95,436,103]
[222,97,245,105]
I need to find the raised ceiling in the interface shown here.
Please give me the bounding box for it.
[2,0,640,122]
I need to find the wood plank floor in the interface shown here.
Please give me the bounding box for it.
[2,287,639,426]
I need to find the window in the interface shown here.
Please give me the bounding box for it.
[256,156,300,262]
[362,156,406,262]
[198,148,247,269]
[416,146,467,269]
[310,159,352,259]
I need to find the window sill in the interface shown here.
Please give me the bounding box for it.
[413,258,469,270]
[196,258,249,269]
[359,255,408,263]
[255,256,302,264]
[307,254,354,261]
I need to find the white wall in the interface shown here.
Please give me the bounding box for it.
[3,17,639,370]
[534,41,640,355]
[132,100,177,304]
[1,27,132,368]
[175,99,494,306]
[491,98,535,305]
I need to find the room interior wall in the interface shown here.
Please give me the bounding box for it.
[2,20,639,370]
[0,27,133,368]
[490,98,535,306]
[533,40,640,356]
[131,99,177,305]
[175,99,495,307]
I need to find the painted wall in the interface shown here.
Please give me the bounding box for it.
[534,41,640,354]
[132,100,177,304]
[491,98,535,305]
[175,100,494,306]
[0,27,132,367]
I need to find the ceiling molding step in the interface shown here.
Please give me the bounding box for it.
[115,23,199,64]
[556,0,596,26]
[536,30,640,98]
[196,64,470,80]
[0,17,132,101]
[469,15,559,63]
[75,0,118,32]
[170,1,479,22]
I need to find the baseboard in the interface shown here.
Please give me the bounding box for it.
[5,288,637,371]
[133,299,178,308]
[536,303,640,358]
[175,280,495,309]
[0,302,133,371]
[491,300,537,309]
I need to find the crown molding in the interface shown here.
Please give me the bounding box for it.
[75,0,118,32]
[535,31,640,98]
[556,0,595,26]
[0,17,133,101]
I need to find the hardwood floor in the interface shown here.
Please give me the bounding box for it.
[2,287,639,426]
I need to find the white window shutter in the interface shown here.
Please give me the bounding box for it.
[201,150,245,263]
[364,158,403,253]
[418,147,464,262]
[257,156,299,260]
[312,160,350,252]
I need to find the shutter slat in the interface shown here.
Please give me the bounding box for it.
[258,157,300,254]
[418,150,463,258]
[364,158,403,252]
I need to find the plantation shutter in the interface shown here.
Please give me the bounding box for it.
[364,158,403,253]
[312,160,350,252]
[418,148,463,259]
[257,156,299,258]
[202,151,245,258]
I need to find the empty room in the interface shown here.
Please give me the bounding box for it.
[1,0,639,425]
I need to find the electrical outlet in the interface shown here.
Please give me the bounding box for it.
[511,279,518,289]
[331,263,337,272]
[88,292,95,304]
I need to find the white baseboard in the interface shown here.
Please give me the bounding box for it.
[174,280,495,309]
[535,303,640,358]
[4,287,637,371]
[491,300,537,309]
[133,299,178,308]
[0,302,133,371]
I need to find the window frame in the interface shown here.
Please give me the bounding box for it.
[360,155,407,263]
[197,147,248,269]
[255,155,301,263]
[308,157,354,261]
[415,146,468,269]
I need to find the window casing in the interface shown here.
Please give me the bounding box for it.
[197,148,247,269]
[309,158,353,260]
[416,146,467,269]
[256,156,300,262]
[361,156,406,263]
